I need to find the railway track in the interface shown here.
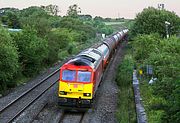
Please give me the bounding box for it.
[30,104,85,123]
[0,68,60,123]
[58,111,85,123]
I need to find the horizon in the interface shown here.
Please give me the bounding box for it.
[0,0,180,19]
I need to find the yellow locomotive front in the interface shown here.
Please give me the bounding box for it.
[58,64,94,107]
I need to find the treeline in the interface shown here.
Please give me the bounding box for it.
[130,7,180,122]
[0,4,113,93]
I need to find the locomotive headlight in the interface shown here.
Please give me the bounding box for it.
[59,91,67,95]
[83,93,91,97]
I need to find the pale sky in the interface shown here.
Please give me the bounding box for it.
[0,0,180,19]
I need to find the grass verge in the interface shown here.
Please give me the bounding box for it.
[116,45,136,123]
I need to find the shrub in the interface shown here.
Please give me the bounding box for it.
[0,27,19,89]
[131,7,180,38]
[12,26,48,76]
[133,34,180,122]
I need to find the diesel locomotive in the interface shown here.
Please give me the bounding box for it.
[58,29,128,107]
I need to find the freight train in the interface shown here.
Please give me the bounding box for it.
[58,29,128,108]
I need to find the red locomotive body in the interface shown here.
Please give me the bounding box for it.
[59,48,104,107]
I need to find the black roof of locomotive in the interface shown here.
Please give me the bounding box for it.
[68,48,103,69]
[68,56,94,67]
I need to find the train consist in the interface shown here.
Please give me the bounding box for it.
[58,29,128,108]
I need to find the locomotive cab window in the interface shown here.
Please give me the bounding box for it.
[77,71,91,82]
[62,70,76,81]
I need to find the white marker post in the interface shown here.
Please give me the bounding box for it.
[165,21,170,39]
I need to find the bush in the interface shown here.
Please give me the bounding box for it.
[0,27,19,89]
[133,34,180,122]
[131,7,180,38]
[132,33,161,64]
[116,54,134,87]
[46,28,72,64]
[20,6,51,37]
[59,17,96,39]
[12,26,48,76]
[58,50,69,61]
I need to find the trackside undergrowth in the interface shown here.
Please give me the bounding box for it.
[115,44,136,123]
[139,79,166,123]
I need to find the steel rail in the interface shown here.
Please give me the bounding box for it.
[0,68,60,113]
[79,112,85,123]
[6,79,59,123]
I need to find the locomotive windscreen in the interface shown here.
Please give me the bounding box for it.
[77,71,91,82]
[62,70,92,82]
[62,70,76,81]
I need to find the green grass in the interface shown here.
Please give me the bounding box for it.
[116,85,136,123]
[104,20,135,31]
[116,46,136,123]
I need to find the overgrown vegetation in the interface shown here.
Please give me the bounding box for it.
[0,4,113,94]
[116,45,136,123]
[130,7,180,123]
[0,27,19,89]
[139,79,166,123]
[133,34,180,123]
[12,27,48,77]
[131,7,180,38]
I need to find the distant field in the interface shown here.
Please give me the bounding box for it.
[104,21,125,25]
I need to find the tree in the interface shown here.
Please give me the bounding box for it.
[48,15,61,28]
[79,14,92,21]
[0,27,19,89]
[67,4,81,18]
[94,16,103,21]
[131,7,180,38]
[145,37,180,122]
[104,18,111,22]
[20,6,51,37]
[41,4,60,16]
[132,34,161,64]
[46,28,72,64]
[59,17,83,29]
[59,17,96,39]
[0,8,20,28]
[12,26,48,76]
[20,6,46,17]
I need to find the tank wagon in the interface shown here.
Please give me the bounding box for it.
[58,29,128,108]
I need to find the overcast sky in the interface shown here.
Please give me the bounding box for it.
[0,0,180,19]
